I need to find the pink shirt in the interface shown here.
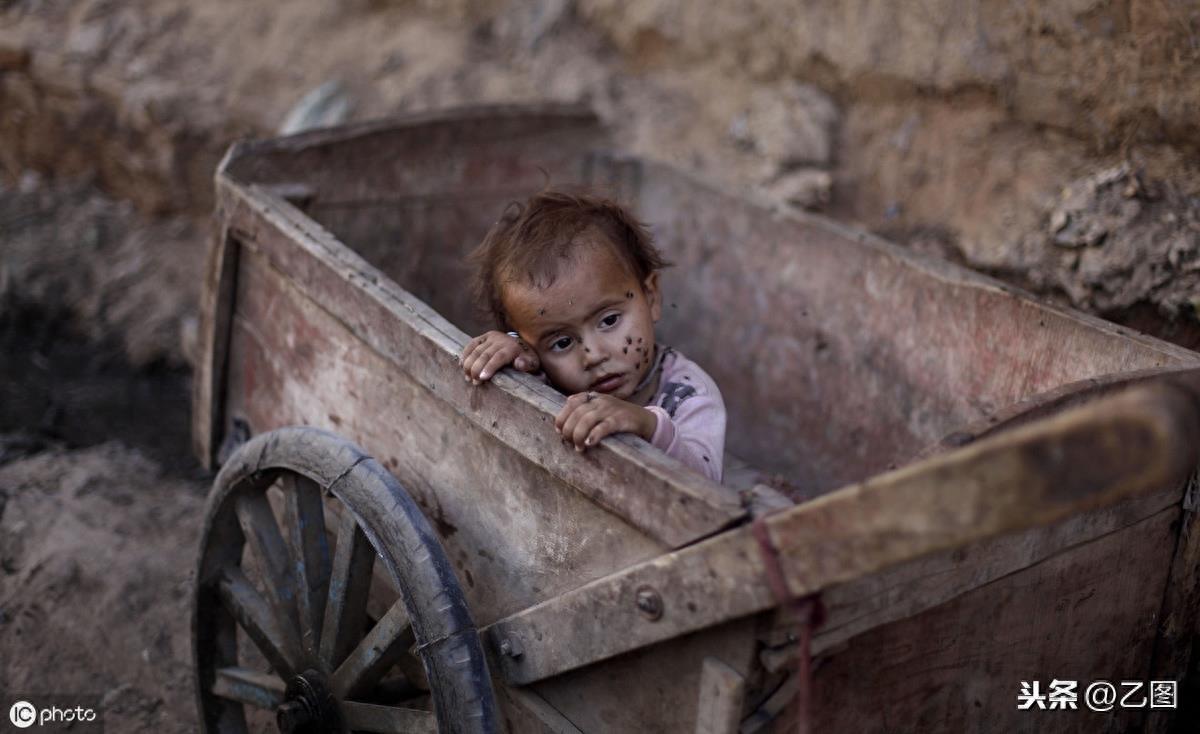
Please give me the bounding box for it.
[643,349,726,482]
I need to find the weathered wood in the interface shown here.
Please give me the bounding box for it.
[215,567,302,679]
[281,473,331,661]
[340,700,438,734]
[218,182,745,549]
[531,616,760,734]
[192,226,241,469]
[1143,480,1200,733]
[224,247,670,626]
[210,667,285,710]
[808,506,1179,733]
[694,658,745,734]
[331,600,414,700]
[194,106,1200,733]
[804,482,1184,659]
[234,490,301,640]
[320,507,376,671]
[485,385,1199,685]
[199,426,498,733]
[922,364,1200,458]
[496,685,585,734]
[625,155,1200,492]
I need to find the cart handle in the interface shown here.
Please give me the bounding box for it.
[484,380,1200,685]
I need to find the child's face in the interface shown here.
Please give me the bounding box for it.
[503,242,662,401]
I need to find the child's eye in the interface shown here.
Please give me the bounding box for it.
[550,336,574,352]
[599,313,620,328]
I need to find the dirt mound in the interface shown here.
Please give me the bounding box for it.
[0,442,205,732]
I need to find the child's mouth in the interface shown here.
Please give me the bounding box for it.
[591,374,626,393]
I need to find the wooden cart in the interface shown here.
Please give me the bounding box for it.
[191,105,1200,733]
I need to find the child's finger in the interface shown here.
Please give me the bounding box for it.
[583,416,618,447]
[569,405,605,448]
[514,352,540,372]
[559,399,598,441]
[479,347,517,380]
[555,393,589,431]
[465,343,502,381]
[460,337,484,369]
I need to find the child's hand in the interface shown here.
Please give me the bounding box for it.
[461,331,540,384]
[556,392,656,451]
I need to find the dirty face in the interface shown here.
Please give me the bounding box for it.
[502,241,662,401]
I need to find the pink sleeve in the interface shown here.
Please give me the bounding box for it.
[645,391,726,482]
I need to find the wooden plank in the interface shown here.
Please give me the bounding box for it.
[629,156,1200,493]
[210,667,285,710]
[921,364,1200,458]
[191,224,240,469]
[496,685,584,734]
[340,700,437,734]
[218,182,744,549]
[220,103,605,196]
[694,658,745,734]
[1143,483,1200,733]
[531,616,760,734]
[484,384,1199,685]
[804,483,1184,658]
[808,506,1179,733]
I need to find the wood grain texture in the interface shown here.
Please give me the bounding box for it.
[695,658,745,734]
[220,185,745,549]
[622,156,1200,493]
[485,384,1199,686]
[223,246,668,624]
[809,507,1179,733]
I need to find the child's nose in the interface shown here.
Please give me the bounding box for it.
[582,337,608,368]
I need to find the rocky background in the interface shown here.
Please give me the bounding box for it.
[1,1,1198,729]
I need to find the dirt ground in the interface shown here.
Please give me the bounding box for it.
[2,1,1200,730]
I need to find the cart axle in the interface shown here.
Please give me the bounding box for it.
[277,669,341,734]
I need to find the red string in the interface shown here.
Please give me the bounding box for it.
[751,516,825,734]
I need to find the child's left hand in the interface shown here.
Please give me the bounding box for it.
[555,392,656,451]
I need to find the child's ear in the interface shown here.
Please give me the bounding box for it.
[643,271,662,322]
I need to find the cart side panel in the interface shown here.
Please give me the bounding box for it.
[220,106,607,337]
[628,161,1200,492]
[810,504,1180,733]
[220,105,605,204]
[222,244,666,623]
[530,616,762,734]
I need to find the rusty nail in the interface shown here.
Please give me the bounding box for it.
[635,586,663,621]
[499,637,523,659]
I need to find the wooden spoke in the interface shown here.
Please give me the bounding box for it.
[216,567,303,678]
[320,506,376,670]
[340,700,437,734]
[236,489,300,638]
[210,667,286,710]
[282,473,332,659]
[331,600,415,700]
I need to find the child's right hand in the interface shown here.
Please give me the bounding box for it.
[461,331,541,384]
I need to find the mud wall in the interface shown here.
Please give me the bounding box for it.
[2,0,1198,354]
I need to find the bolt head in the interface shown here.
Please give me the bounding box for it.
[635,585,663,620]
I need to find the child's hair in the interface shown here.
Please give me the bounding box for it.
[470,189,668,329]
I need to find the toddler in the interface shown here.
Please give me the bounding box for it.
[460,190,726,482]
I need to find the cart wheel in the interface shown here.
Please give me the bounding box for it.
[193,426,497,733]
